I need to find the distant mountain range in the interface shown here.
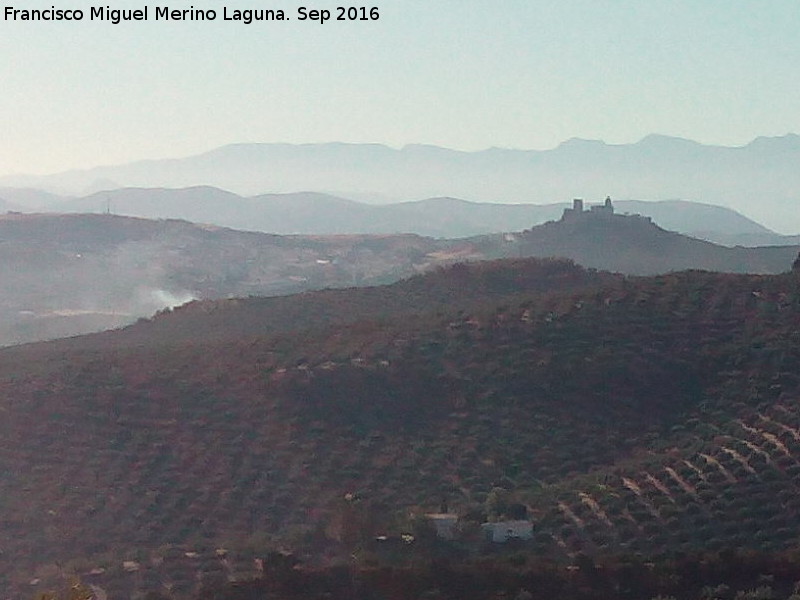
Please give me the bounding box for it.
[2,185,798,246]
[2,134,799,233]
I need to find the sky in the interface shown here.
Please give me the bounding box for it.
[1,0,800,176]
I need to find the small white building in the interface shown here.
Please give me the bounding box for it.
[481,520,534,543]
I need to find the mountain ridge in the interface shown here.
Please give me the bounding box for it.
[3,185,793,245]
[2,134,799,232]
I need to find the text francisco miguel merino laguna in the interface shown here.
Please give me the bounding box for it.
[2,6,363,24]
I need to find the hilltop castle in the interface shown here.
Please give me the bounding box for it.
[561,196,652,224]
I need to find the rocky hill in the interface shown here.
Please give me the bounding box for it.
[479,202,800,275]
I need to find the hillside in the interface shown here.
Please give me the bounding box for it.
[2,209,796,348]
[59,257,617,351]
[0,213,451,346]
[1,257,800,597]
[480,204,800,275]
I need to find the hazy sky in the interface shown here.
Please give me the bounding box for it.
[2,0,799,175]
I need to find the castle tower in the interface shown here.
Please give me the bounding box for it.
[589,195,614,217]
[561,198,584,222]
